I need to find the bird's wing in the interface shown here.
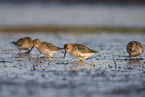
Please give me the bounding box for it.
[41,42,58,51]
[73,44,95,53]
[136,42,144,52]
[16,37,31,46]
[16,38,25,46]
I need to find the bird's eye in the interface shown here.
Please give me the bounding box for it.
[66,48,69,50]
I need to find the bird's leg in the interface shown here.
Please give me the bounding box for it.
[21,49,23,53]
[48,57,52,61]
[80,59,83,62]
[129,55,132,59]
[137,56,139,62]
[45,55,48,58]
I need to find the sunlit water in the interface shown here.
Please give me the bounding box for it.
[0,32,145,97]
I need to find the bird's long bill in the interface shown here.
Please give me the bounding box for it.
[27,46,34,53]
[63,51,67,58]
[96,51,99,53]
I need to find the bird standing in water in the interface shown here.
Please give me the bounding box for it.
[30,39,63,57]
[126,41,144,59]
[11,37,33,53]
[63,43,99,61]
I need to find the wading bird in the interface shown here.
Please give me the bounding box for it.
[63,43,99,61]
[126,41,144,59]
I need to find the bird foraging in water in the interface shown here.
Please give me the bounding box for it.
[11,37,33,53]
[29,39,63,57]
[63,43,99,61]
[126,41,144,59]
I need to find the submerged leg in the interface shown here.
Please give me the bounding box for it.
[80,59,83,62]
[137,56,139,62]
[20,49,23,53]
[129,55,132,59]
[45,55,48,58]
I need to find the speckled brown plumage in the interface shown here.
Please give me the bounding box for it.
[126,41,144,58]
[63,43,99,61]
[32,39,63,57]
[11,37,33,53]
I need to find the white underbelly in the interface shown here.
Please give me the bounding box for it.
[71,51,95,59]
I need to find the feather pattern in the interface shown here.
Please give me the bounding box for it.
[64,43,99,61]
[33,39,63,57]
[126,41,144,58]
[11,37,33,52]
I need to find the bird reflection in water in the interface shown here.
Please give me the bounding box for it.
[126,59,143,70]
[15,53,32,61]
[30,56,63,71]
[65,61,95,71]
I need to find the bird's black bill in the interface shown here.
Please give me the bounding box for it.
[63,51,67,58]
[26,46,34,54]
[96,51,99,53]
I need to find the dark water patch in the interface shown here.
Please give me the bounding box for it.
[0,60,9,62]
[111,88,129,94]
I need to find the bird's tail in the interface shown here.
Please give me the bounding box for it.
[11,41,17,45]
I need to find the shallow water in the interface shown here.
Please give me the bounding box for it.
[0,32,145,97]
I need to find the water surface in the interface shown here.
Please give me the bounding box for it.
[0,32,145,97]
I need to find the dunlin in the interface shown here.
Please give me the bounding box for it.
[126,41,144,58]
[31,39,63,57]
[63,43,99,61]
[11,37,33,53]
